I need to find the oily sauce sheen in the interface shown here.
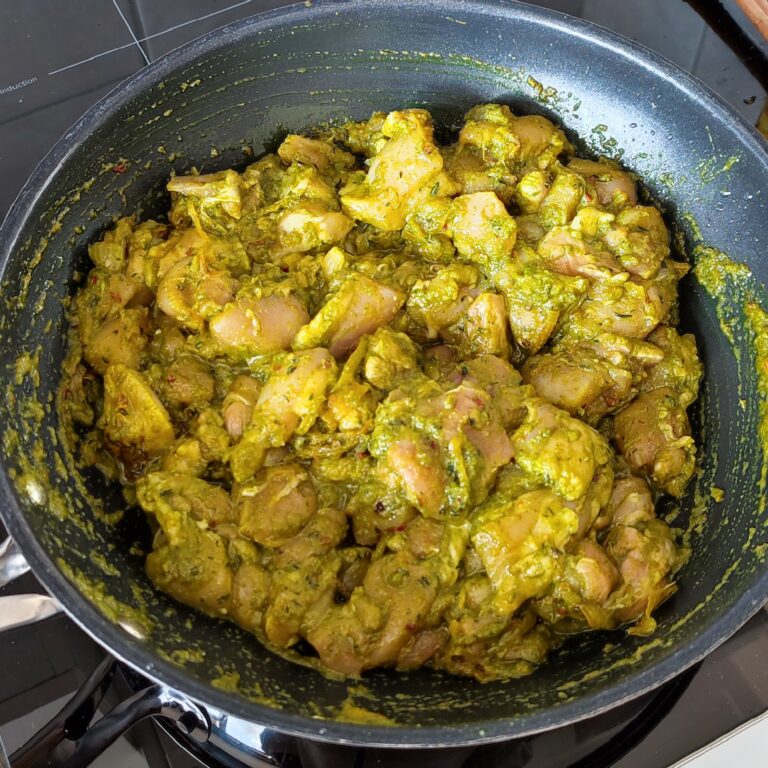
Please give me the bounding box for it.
[61,105,702,681]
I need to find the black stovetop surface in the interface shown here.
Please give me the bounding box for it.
[1,2,767,767]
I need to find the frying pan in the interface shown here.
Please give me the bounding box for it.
[1,0,767,761]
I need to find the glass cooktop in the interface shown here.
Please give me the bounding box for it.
[1,1,766,767]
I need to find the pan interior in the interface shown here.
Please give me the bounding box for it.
[0,0,766,746]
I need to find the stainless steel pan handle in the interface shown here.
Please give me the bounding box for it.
[0,537,30,589]
[0,593,62,630]
[8,657,210,768]
[0,536,62,632]
[0,538,210,766]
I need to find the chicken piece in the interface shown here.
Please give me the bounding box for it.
[293,275,404,358]
[402,196,456,261]
[447,192,517,266]
[332,111,388,157]
[143,474,234,616]
[613,387,696,497]
[160,407,229,477]
[340,109,443,230]
[167,169,244,237]
[603,205,670,279]
[573,539,619,603]
[148,315,186,361]
[87,216,134,272]
[264,507,348,647]
[237,162,351,259]
[441,292,511,360]
[490,249,588,354]
[277,134,356,181]
[396,627,450,670]
[640,325,702,407]
[522,335,661,423]
[645,259,688,325]
[381,436,449,518]
[362,327,420,390]
[265,553,343,649]
[472,489,580,615]
[514,170,550,214]
[421,344,456,381]
[605,518,678,631]
[236,464,318,547]
[523,346,615,420]
[307,517,468,675]
[100,364,174,455]
[436,603,552,682]
[406,264,480,339]
[355,553,439,667]
[222,374,261,440]
[533,538,619,632]
[334,548,373,604]
[84,308,148,374]
[156,257,237,332]
[448,355,529,430]
[569,463,615,539]
[538,169,585,227]
[161,437,207,477]
[74,268,145,349]
[339,473,419,547]
[121,219,171,301]
[516,215,546,244]
[168,168,243,217]
[560,273,666,341]
[146,524,232,617]
[457,103,567,173]
[139,226,188,288]
[146,225,248,287]
[137,471,236,529]
[443,143,517,206]
[510,113,568,168]
[160,356,215,408]
[567,158,637,210]
[395,170,461,218]
[604,474,655,528]
[570,206,618,238]
[417,381,515,495]
[209,292,309,359]
[510,399,611,501]
[457,104,522,169]
[230,557,271,635]
[537,226,621,280]
[274,159,340,207]
[241,153,287,205]
[273,202,354,256]
[324,338,379,432]
[191,408,231,465]
[305,550,433,675]
[371,378,513,516]
[229,348,337,481]
[274,507,348,567]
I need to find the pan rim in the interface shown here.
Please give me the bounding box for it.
[0,0,766,749]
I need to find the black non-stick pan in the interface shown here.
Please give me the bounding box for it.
[0,0,767,761]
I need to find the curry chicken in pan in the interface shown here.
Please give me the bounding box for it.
[61,104,701,681]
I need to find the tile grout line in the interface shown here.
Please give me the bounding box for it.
[110,0,150,65]
[130,0,152,62]
[48,0,255,76]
